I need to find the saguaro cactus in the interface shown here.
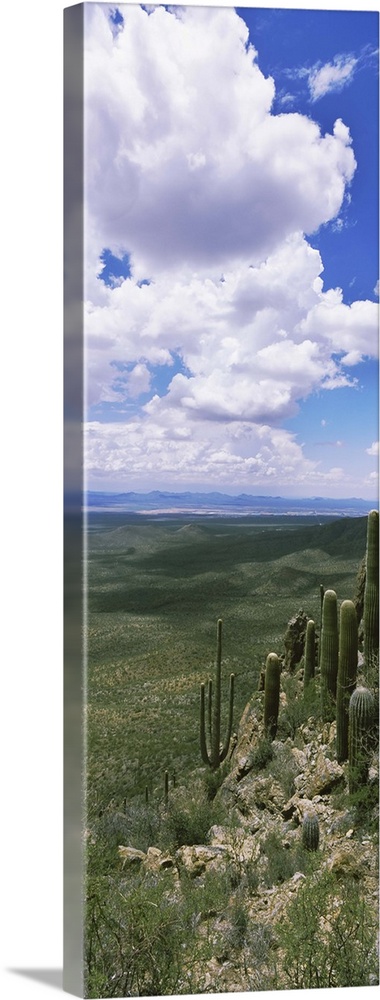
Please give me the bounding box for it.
[302,812,320,851]
[264,653,281,741]
[348,686,375,795]
[318,583,325,666]
[200,619,235,770]
[303,619,316,690]
[363,509,379,671]
[320,589,339,720]
[336,600,358,763]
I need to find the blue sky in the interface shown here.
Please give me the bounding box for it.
[84,2,379,497]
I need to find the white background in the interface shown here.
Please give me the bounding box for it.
[0,1,378,999]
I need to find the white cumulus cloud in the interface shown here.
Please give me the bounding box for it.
[82,4,376,494]
[308,55,358,102]
[366,441,379,456]
[84,4,356,282]
[85,231,378,426]
[300,288,379,361]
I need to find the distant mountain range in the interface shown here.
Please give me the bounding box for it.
[85,490,375,517]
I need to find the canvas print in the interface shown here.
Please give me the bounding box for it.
[64,2,379,997]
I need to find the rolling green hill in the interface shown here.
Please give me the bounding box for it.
[86,514,367,813]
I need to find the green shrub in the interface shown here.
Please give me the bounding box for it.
[279,869,379,989]
[203,760,228,800]
[245,923,277,992]
[348,779,379,838]
[246,737,274,771]
[85,870,189,998]
[87,800,163,879]
[262,741,300,800]
[278,674,320,740]
[86,863,230,998]
[159,785,217,850]
[261,831,311,887]
[186,864,233,917]
[222,891,249,952]
[243,859,260,894]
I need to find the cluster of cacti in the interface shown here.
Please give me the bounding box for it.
[302,812,320,851]
[200,618,235,770]
[320,588,339,720]
[363,509,379,671]
[303,619,316,689]
[348,685,375,795]
[263,653,281,741]
[198,511,378,820]
[336,600,358,763]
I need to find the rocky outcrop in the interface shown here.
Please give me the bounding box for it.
[118,845,146,867]
[175,844,229,877]
[283,608,309,670]
[294,748,344,797]
[117,651,378,995]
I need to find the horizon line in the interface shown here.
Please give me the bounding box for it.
[83,488,377,503]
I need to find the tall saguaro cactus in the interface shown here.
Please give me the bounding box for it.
[303,619,316,690]
[320,589,339,720]
[336,600,358,763]
[348,686,375,795]
[200,619,235,770]
[363,509,379,671]
[264,653,281,741]
[318,584,325,667]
